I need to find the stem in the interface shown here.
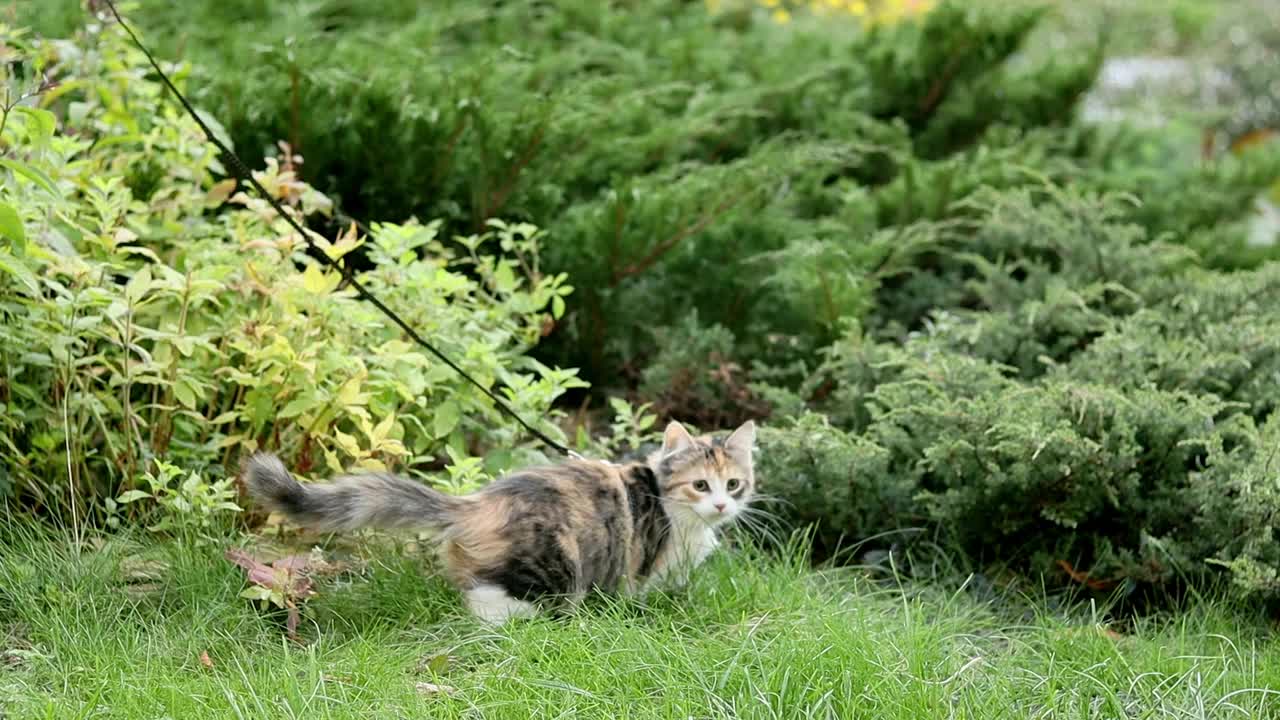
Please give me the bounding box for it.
[474,122,547,231]
[153,271,193,455]
[610,190,751,285]
[0,91,12,148]
[62,285,83,553]
[122,297,137,486]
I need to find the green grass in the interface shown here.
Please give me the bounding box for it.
[2,527,1278,719]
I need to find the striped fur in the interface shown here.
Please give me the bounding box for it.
[243,420,756,623]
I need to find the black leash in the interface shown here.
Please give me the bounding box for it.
[98,0,572,457]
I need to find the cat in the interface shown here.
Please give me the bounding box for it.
[242,419,756,624]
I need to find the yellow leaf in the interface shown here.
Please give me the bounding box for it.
[301,264,339,294]
[355,457,387,472]
[332,429,361,457]
[355,415,374,440]
[207,178,237,205]
[379,439,408,457]
[323,448,345,474]
[335,374,366,407]
[369,413,396,445]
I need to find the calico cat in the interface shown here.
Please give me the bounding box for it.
[243,419,756,624]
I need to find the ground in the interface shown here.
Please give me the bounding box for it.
[2,530,1277,719]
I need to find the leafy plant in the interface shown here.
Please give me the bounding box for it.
[0,18,583,520]
[110,460,240,538]
[600,397,660,456]
[224,547,319,641]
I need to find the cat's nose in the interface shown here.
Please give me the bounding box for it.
[713,502,726,513]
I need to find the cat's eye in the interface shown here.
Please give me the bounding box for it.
[726,478,741,491]
[692,480,710,492]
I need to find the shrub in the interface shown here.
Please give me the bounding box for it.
[11,1,1280,608]
[20,2,1280,402]
[1190,413,1280,600]
[22,1,1278,414]
[758,345,1248,595]
[759,248,1280,601]
[14,1,1105,382]
[0,21,582,520]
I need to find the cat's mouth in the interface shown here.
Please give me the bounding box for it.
[696,507,739,526]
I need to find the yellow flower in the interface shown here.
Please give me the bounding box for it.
[772,7,792,23]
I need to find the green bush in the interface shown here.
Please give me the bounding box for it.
[0,22,582,519]
[3,3,1080,379]
[758,337,1278,598]
[22,1,1279,407]
[11,2,1280,607]
[758,199,1280,599]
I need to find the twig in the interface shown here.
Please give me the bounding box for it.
[611,190,751,285]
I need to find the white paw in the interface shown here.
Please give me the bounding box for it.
[465,584,537,625]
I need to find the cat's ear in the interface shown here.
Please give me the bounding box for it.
[723,420,756,463]
[661,421,695,455]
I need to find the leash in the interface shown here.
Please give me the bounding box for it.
[98,0,573,457]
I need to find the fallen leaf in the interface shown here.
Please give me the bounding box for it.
[122,582,162,598]
[199,650,214,669]
[272,554,313,573]
[226,545,318,642]
[224,547,264,573]
[415,681,458,696]
[120,556,169,583]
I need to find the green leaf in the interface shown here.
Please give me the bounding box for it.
[116,490,153,504]
[278,393,315,419]
[0,249,40,295]
[335,375,366,407]
[0,203,25,248]
[551,295,565,319]
[14,107,56,143]
[493,262,517,293]
[0,158,58,196]
[125,267,154,303]
[172,379,197,409]
[239,585,275,602]
[433,400,461,438]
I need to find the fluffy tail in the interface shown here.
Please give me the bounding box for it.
[242,453,464,532]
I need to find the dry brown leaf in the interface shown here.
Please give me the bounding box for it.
[199,650,214,669]
[1055,559,1115,591]
[415,681,458,696]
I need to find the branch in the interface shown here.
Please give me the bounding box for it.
[610,190,751,286]
[917,42,973,121]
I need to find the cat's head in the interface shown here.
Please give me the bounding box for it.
[650,419,756,526]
